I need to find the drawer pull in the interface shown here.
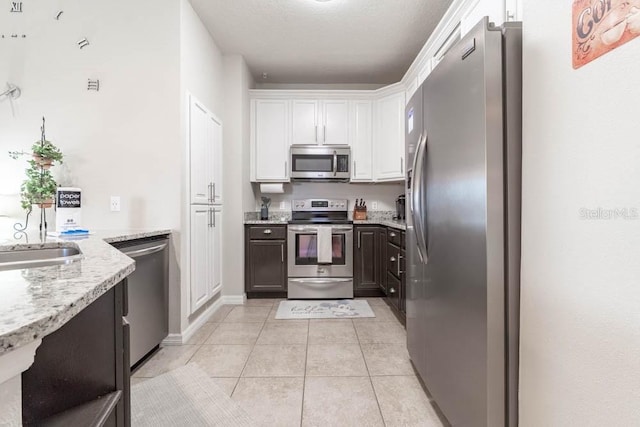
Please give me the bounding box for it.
[389,232,397,237]
[263,229,272,235]
[390,256,396,262]
[389,287,396,294]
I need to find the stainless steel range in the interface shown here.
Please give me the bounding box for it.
[287,199,353,299]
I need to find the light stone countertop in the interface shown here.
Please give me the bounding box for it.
[0,229,171,354]
[244,219,406,230]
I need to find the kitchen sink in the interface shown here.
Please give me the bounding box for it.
[0,246,83,271]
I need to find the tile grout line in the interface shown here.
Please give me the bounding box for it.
[228,303,274,397]
[300,314,310,427]
[354,307,388,427]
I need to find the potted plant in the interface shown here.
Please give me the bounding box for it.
[20,167,58,209]
[32,140,63,169]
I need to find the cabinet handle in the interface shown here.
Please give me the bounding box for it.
[208,208,212,228]
[212,182,216,201]
[389,232,396,237]
[324,125,326,142]
[400,158,404,174]
[398,254,404,276]
[353,160,357,177]
[281,245,284,263]
[315,125,318,142]
[208,183,213,203]
[263,229,272,235]
[390,256,396,262]
[285,161,288,177]
[389,287,396,294]
[213,209,216,227]
[358,231,361,249]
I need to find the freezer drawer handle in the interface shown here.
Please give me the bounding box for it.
[122,243,167,259]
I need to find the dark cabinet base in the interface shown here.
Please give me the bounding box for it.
[22,281,130,427]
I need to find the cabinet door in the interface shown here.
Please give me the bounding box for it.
[322,100,349,146]
[378,227,388,293]
[190,205,211,313]
[253,99,290,181]
[350,100,374,182]
[354,226,380,291]
[211,208,223,295]
[246,240,287,292]
[291,99,320,145]
[189,96,213,205]
[374,92,405,181]
[211,118,223,205]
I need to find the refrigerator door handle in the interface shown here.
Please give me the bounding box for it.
[412,132,429,264]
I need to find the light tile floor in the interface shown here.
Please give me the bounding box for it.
[132,298,446,426]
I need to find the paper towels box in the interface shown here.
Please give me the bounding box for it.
[56,187,82,231]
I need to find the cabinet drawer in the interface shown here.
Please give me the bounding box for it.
[248,226,286,240]
[386,242,401,278]
[386,272,401,310]
[387,228,401,246]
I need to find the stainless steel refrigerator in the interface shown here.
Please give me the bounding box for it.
[405,18,522,427]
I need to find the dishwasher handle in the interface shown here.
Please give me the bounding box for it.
[122,242,167,258]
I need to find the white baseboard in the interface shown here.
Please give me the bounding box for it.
[161,297,223,346]
[221,294,246,305]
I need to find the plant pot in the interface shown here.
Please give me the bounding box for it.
[32,154,53,169]
[35,199,54,209]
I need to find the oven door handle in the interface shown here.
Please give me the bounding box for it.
[288,226,353,232]
[289,278,352,285]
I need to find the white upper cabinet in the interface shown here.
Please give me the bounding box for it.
[291,100,319,145]
[374,91,405,181]
[189,94,222,205]
[251,99,290,182]
[350,100,373,182]
[321,100,349,146]
[291,99,349,146]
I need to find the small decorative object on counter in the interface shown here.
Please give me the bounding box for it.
[260,196,271,220]
[354,198,367,220]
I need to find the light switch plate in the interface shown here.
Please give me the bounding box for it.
[279,201,286,210]
[371,201,378,210]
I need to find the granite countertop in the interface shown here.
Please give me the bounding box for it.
[0,229,170,354]
[244,218,406,230]
[353,219,407,230]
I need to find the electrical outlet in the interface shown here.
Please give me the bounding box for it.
[110,196,121,212]
[371,201,378,210]
[279,201,286,210]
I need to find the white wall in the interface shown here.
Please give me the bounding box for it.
[178,0,225,331]
[0,0,180,230]
[255,182,404,212]
[519,2,640,425]
[222,54,255,298]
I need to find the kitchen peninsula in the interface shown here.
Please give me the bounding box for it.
[0,229,169,426]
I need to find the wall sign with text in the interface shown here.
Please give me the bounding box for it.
[573,0,640,68]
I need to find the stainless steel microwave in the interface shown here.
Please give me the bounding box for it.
[290,146,351,181]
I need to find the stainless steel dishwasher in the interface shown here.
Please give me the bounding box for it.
[112,235,169,368]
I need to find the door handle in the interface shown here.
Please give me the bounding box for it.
[398,253,403,276]
[122,243,167,258]
[412,133,429,264]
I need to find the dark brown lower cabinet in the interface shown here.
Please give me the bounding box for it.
[354,226,384,297]
[22,280,130,426]
[382,228,407,324]
[245,225,287,298]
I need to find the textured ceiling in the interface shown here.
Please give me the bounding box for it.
[189,0,454,84]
